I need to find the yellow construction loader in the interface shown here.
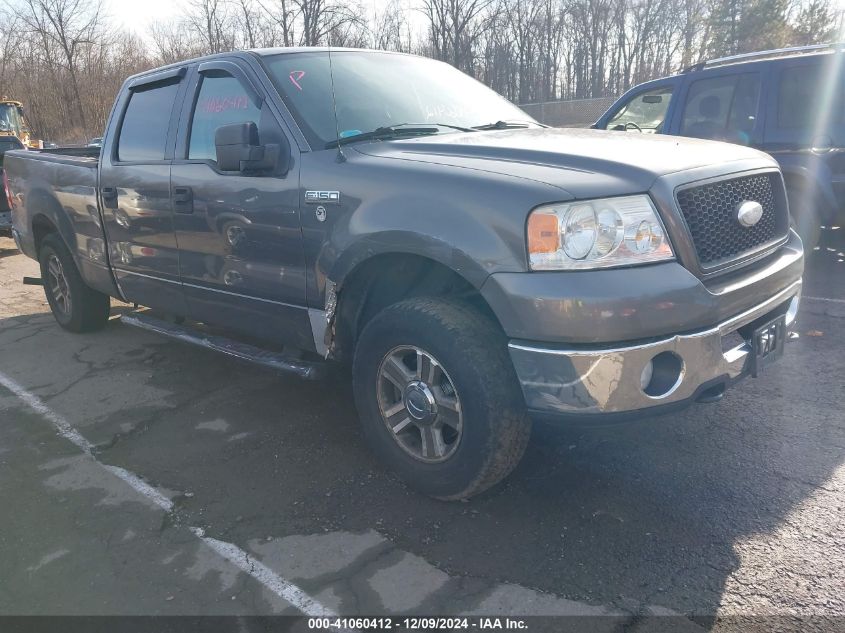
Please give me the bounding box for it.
[0,98,42,149]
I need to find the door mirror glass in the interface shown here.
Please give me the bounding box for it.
[214,121,285,174]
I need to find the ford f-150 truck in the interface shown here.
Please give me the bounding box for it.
[5,48,804,499]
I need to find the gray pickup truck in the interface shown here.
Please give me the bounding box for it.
[4,48,803,499]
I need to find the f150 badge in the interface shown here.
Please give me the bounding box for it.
[305,190,340,204]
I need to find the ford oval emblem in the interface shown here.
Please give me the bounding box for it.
[736,200,764,227]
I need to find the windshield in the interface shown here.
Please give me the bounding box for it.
[262,51,534,148]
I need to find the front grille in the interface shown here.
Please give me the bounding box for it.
[676,173,788,269]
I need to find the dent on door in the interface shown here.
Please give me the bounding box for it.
[171,165,310,348]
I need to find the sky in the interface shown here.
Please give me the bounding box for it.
[108,0,845,46]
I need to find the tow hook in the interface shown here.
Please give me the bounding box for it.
[22,277,43,286]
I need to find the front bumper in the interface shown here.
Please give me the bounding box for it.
[509,280,801,418]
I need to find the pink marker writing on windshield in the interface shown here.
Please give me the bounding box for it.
[289,71,305,91]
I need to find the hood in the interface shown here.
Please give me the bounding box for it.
[353,127,775,198]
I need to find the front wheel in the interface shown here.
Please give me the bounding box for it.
[352,298,531,500]
[39,233,111,332]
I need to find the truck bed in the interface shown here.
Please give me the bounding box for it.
[4,146,103,264]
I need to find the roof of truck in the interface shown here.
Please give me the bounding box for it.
[124,47,414,86]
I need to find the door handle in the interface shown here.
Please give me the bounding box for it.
[101,186,118,209]
[173,186,194,213]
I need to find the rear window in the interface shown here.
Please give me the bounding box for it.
[117,80,180,162]
[778,63,844,129]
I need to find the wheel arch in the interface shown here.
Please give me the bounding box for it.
[27,189,76,255]
[330,251,505,363]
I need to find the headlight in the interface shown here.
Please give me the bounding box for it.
[527,195,674,270]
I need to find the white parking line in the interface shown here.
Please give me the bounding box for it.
[191,528,336,616]
[804,296,845,305]
[0,372,94,454]
[0,370,337,618]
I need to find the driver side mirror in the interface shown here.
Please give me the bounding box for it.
[215,122,289,175]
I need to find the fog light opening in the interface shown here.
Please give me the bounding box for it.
[642,351,684,398]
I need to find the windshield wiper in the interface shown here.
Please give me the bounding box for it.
[325,122,475,149]
[472,119,546,130]
[411,122,476,132]
[326,125,439,148]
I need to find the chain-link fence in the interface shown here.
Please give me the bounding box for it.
[519,96,617,128]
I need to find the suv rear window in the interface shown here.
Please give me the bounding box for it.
[117,80,180,162]
[778,63,844,129]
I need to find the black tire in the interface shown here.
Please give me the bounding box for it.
[352,297,531,500]
[38,233,110,333]
[786,181,822,250]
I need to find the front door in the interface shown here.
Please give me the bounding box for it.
[170,62,310,349]
[99,68,188,314]
[599,83,676,134]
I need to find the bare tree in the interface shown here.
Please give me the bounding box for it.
[14,0,107,129]
[371,0,414,51]
[421,0,491,72]
[255,0,296,46]
[0,0,837,144]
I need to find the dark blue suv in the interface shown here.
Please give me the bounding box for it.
[595,44,844,248]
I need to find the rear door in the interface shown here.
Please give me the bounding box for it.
[99,67,188,314]
[170,60,310,349]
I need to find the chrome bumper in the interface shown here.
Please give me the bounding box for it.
[508,280,801,417]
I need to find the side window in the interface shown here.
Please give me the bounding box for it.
[606,87,673,133]
[118,81,180,162]
[681,73,761,143]
[189,73,262,161]
[777,63,843,130]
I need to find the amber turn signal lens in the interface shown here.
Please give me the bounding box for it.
[528,213,560,254]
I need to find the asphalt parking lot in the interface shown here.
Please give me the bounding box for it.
[0,229,843,630]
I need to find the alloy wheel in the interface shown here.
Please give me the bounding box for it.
[376,345,463,463]
[47,254,72,316]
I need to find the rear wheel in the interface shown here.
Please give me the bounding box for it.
[352,297,531,500]
[39,233,110,332]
